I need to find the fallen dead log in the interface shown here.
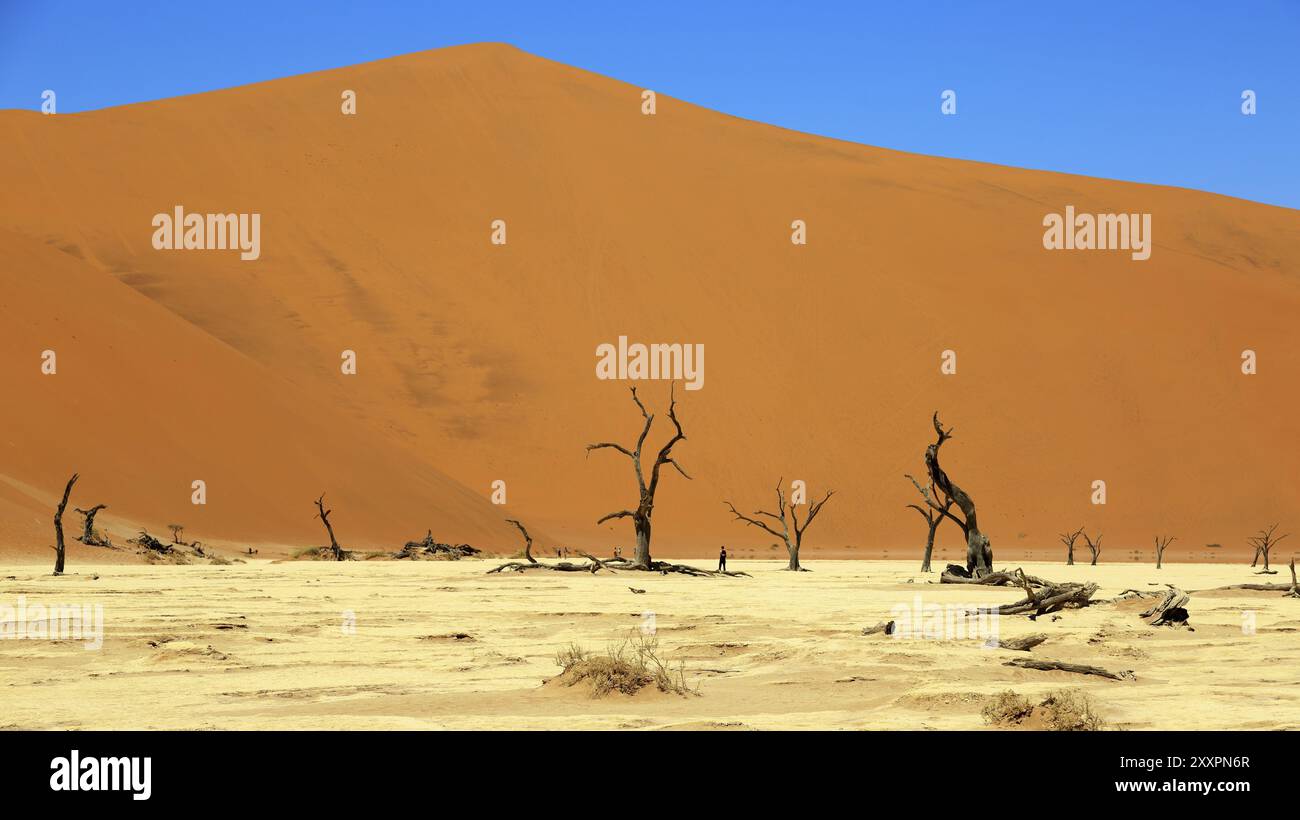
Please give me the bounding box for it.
[992,633,1049,651]
[977,580,1100,617]
[395,530,480,560]
[1140,586,1191,626]
[487,559,600,574]
[862,620,896,636]
[940,566,1052,587]
[1004,657,1135,681]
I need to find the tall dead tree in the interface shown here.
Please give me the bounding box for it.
[725,478,834,571]
[1060,526,1084,566]
[506,519,536,564]
[1082,530,1102,566]
[74,503,109,546]
[906,473,952,572]
[168,523,185,544]
[1248,524,1289,573]
[587,384,690,569]
[314,493,344,561]
[53,473,79,574]
[916,412,992,577]
[1154,534,1176,569]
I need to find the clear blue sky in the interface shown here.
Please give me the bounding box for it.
[2,0,1296,208]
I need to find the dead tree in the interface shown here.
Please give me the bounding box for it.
[74,503,110,546]
[587,384,690,569]
[1082,530,1102,566]
[505,519,536,564]
[916,412,992,577]
[1140,585,1190,626]
[1060,526,1084,566]
[1154,535,1176,569]
[168,523,185,544]
[1248,524,1289,573]
[725,478,834,571]
[1287,557,1299,598]
[906,473,952,572]
[314,493,344,561]
[52,473,78,574]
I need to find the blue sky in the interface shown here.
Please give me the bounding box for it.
[2,0,1296,208]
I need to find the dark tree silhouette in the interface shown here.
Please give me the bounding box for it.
[1248,524,1289,573]
[75,504,110,546]
[1059,526,1084,566]
[52,473,79,574]
[506,518,536,564]
[906,473,952,572]
[586,384,690,569]
[1154,534,1176,569]
[918,412,992,577]
[1082,530,1102,566]
[314,493,344,561]
[725,478,834,571]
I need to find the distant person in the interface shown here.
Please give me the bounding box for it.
[718,545,727,572]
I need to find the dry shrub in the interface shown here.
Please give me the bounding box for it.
[553,632,697,698]
[981,690,1034,725]
[982,688,1105,731]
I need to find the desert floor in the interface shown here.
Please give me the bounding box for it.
[2,559,1297,730]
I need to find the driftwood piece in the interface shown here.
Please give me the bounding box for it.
[862,620,896,636]
[1140,585,1190,626]
[993,633,1049,651]
[395,530,480,560]
[1004,657,1135,681]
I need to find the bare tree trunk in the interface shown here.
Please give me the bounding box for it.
[1060,526,1082,566]
[1154,535,1175,569]
[726,479,833,573]
[53,473,79,574]
[589,385,691,570]
[923,413,992,577]
[921,516,939,573]
[314,494,343,561]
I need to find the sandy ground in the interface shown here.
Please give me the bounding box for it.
[2,558,1297,730]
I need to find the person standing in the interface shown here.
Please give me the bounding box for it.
[717,545,728,572]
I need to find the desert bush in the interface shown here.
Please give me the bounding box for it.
[981,690,1034,725]
[982,688,1105,730]
[553,633,697,698]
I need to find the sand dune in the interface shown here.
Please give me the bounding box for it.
[2,43,1298,559]
[2,559,1296,730]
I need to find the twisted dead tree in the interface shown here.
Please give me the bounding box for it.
[52,473,78,574]
[74,503,111,547]
[1082,530,1102,566]
[1141,585,1190,627]
[506,519,536,564]
[918,412,992,577]
[1248,524,1288,573]
[314,493,345,561]
[587,384,690,570]
[1154,534,1176,569]
[906,473,952,572]
[725,478,834,571]
[1060,526,1084,566]
[1288,558,1299,598]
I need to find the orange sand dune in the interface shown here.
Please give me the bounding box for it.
[1,43,1297,561]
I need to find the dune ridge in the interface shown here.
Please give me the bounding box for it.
[1,43,1297,561]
